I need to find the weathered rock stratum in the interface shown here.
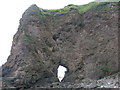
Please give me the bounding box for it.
[2,2,119,89]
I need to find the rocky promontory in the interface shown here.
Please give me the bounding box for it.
[2,2,119,89]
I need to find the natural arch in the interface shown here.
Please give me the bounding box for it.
[57,65,67,82]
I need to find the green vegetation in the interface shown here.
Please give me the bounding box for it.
[51,82,60,85]
[74,2,101,13]
[39,9,46,19]
[24,33,32,43]
[52,17,64,22]
[101,7,111,12]
[101,6,119,12]
[99,2,119,12]
[38,2,106,17]
[38,2,118,19]
[48,2,102,15]
[28,10,46,19]
[97,66,113,72]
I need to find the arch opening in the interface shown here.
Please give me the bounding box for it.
[57,65,67,82]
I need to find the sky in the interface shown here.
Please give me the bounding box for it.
[0,0,96,66]
[57,65,67,82]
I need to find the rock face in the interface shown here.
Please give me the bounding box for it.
[2,2,119,89]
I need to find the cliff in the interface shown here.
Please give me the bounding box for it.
[2,2,119,89]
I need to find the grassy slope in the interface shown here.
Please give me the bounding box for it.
[38,2,119,19]
[39,2,107,16]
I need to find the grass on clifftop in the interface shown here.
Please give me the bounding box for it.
[59,2,101,14]
[39,2,107,17]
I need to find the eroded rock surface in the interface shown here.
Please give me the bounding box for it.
[2,2,119,89]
